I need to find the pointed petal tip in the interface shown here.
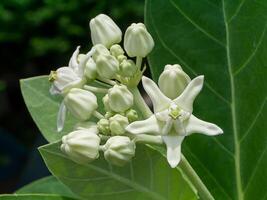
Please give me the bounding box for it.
[169,160,179,168]
[141,76,150,83]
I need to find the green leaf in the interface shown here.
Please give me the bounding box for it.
[145,0,267,199]
[20,76,105,142]
[16,176,79,199]
[0,194,76,200]
[39,142,198,200]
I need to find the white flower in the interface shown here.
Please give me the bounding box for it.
[126,76,223,168]
[49,46,94,95]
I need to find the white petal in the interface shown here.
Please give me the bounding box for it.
[126,115,162,135]
[173,75,204,113]
[174,119,187,136]
[76,48,96,77]
[69,46,80,71]
[185,115,223,136]
[142,76,171,112]
[57,102,67,132]
[49,85,60,95]
[162,117,173,135]
[162,135,184,168]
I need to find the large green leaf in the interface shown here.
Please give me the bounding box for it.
[16,176,79,199]
[39,142,198,200]
[20,76,105,142]
[145,0,267,199]
[0,194,76,200]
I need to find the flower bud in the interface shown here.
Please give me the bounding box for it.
[124,23,154,57]
[125,109,138,122]
[90,14,122,48]
[102,94,111,111]
[61,130,100,164]
[103,136,135,166]
[64,88,98,121]
[92,44,110,61]
[104,111,115,119]
[158,64,191,99]
[108,85,133,112]
[84,58,97,80]
[96,54,119,79]
[97,118,110,135]
[110,44,124,58]
[109,114,129,135]
[49,67,84,95]
[117,55,127,63]
[74,121,98,132]
[119,59,137,77]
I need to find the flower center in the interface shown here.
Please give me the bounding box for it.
[168,105,181,120]
[49,71,57,82]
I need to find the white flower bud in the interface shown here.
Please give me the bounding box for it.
[109,114,129,135]
[84,58,97,80]
[103,136,135,166]
[117,55,127,63]
[119,59,137,77]
[49,67,84,95]
[96,54,119,79]
[64,88,98,121]
[61,130,100,164]
[97,118,110,135]
[125,109,138,122]
[124,23,154,57]
[108,85,133,112]
[102,94,111,111]
[110,44,124,57]
[158,64,191,99]
[74,121,98,132]
[90,14,122,48]
[92,44,110,61]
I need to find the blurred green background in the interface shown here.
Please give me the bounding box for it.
[0,0,144,193]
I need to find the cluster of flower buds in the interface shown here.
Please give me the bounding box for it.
[50,14,223,168]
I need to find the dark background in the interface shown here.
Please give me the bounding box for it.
[0,0,144,193]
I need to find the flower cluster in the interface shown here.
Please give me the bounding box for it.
[49,14,223,168]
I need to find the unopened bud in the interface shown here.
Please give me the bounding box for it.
[108,85,133,112]
[124,23,154,57]
[61,130,100,164]
[109,114,129,135]
[117,55,127,63]
[125,109,138,122]
[102,94,111,111]
[97,118,110,135]
[103,136,135,166]
[90,14,122,48]
[84,58,97,80]
[158,64,191,99]
[110,44,124,57]
[64,88,98,121]
[119,59,137,77]
[96,54,119,79]
[74,121,98,132]
[92,44,110,61]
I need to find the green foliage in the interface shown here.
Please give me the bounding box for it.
[39,141,197,200]
[145,0,267,199]
[0,194,76,200]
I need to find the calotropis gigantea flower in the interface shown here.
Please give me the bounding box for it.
[126,76,223,168]
[90,14,122,48]
[49,46,94,95]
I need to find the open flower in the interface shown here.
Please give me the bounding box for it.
[126,75,223,168]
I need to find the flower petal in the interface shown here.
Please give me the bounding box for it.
[174,119,187,136]
[162,135,184,168]
[142,76,171,112]
[77,48,96,77]
[126,115,162,135]
[185,115,223,136]
[69,46,80,71]
[57,102,67,132]
[173,75,204,113]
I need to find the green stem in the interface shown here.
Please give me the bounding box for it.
[132,86,214,200]
[180,155,214,200]
[84,85,108,93]
[129,87,152,118]
[136,56,143,71]
[93,111,104,120]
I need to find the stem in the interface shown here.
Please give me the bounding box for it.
[132,86,214,200]
[180,155,214,200]
[132,134,163,145]
[97,77,116,86]
[93,111,104,119]
[136,56,143,71]
[84,85,108,93]
[129,87,152,118]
